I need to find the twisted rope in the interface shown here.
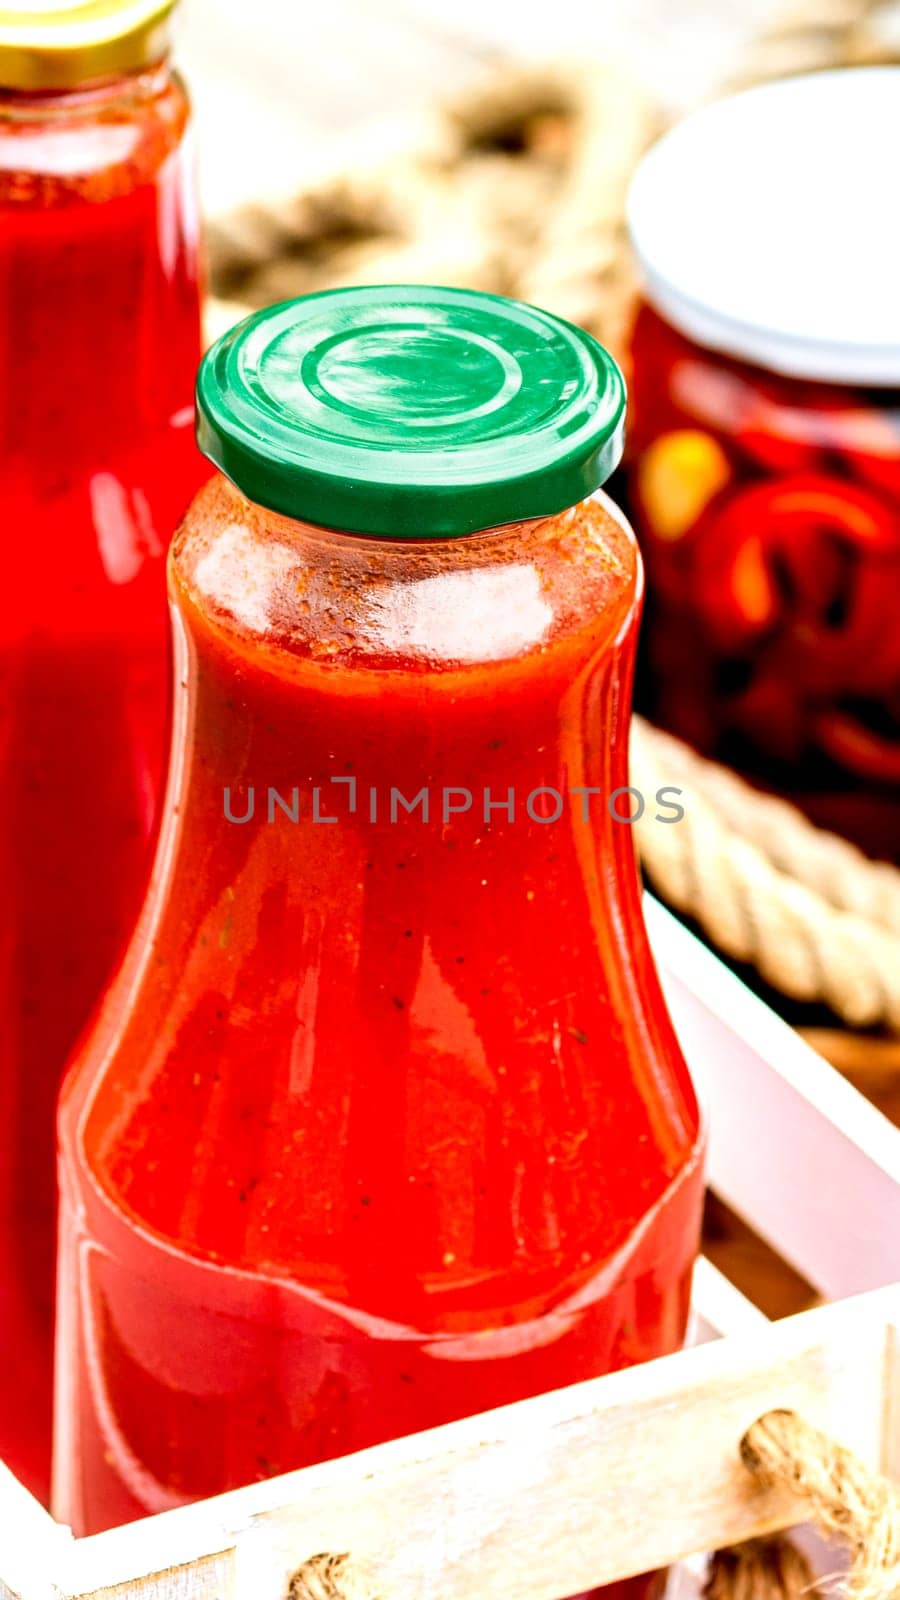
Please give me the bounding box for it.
[288,1554,380,1600]
[740,1412,900,1600]
[631,719,900,1032]
[205,60,659,368]
[704,1538,823,1600]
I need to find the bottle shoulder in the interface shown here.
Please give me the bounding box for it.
[171,474,642,683]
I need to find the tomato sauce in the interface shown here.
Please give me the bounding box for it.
[56,478,703,1549]
[0,60,203,1497]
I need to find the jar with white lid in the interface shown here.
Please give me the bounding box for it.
[626,67,900,861]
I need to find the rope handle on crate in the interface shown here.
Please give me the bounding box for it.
[284,1411,900,1600]
[288,1555,378,1600]
[703,1410,900,1600]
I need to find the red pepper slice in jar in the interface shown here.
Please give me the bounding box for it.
[825,403,900,505]
[692,475,900,682]
[813,710,900,784]
[665,359,826,476]
[664,350,900,498]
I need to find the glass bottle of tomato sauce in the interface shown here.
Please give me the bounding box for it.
[0,0,203,1497]
[55,288,705,1595]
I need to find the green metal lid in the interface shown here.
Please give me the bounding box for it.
[196,285,626,539]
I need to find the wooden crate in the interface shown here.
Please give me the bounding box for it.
[3,899,899,1600]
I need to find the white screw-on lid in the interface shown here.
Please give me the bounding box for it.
[627,68,900,386]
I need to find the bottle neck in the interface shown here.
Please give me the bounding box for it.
[170,571,638,848]
[145,478,644,953]
[0,45,200,511]
[0,55,172,115]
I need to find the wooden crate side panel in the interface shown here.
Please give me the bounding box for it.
[648,899,900,1299]
[62,1289,899,1600]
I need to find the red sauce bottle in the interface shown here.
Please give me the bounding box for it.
[0,0,204,1498]
[55,289,705,1595]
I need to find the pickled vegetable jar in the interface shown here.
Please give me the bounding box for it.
[55,288,705,1594]
[627,68,900,861]
[0,0,203,1496]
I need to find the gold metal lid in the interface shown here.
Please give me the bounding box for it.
[0,0,176,91]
